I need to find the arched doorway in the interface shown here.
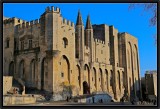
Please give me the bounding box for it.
[83,81,90,94]
[19,60,25,79]
[9,61,14,76]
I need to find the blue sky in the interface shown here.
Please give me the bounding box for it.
[3,3,157,77]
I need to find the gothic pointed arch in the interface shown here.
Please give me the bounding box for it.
[84,64,90,86]
[59,55,70,83]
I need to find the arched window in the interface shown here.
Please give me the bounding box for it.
[29,39,32,49]
[63,37,68,48]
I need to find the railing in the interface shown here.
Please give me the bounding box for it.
[14,47,40,55]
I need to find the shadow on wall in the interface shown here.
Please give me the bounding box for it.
[129,80,141,102]
[120,79,141,102]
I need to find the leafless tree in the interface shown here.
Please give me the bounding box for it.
[129,3,157,45]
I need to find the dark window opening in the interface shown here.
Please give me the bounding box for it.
[29,40,32,49]
[76,54,79,58]
[6,39,9,48]
[63,37,68,48]
[61,72,64,77]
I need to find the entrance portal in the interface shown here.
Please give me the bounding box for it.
[83,81,90,94]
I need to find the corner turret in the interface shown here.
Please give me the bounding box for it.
[76,10,83,26]
[85,14,92,29]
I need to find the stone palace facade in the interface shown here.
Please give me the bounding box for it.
[3,6,141,101]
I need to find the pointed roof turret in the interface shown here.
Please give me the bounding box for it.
[85,14,92,29]
[76,10,83,25]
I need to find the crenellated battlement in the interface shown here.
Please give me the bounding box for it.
[62,18,74,27]
[3,17,23,25]
[3,18,14,24]
[17,19,40,30]
[94,38,105,45]
[45,6,61,13]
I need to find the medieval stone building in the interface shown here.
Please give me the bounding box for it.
[3,6,141,101]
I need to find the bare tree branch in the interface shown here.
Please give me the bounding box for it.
[129,3,157,27]
[129,3,157,45]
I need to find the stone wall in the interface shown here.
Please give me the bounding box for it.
[3,76,13,95]
[78,94,112,103]
[3,95,36,105]
[3,6,141,102]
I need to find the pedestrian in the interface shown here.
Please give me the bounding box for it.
[154,100,156,105]
[66,96,69,102]
[92,97,94,103]
[131,99,135,105]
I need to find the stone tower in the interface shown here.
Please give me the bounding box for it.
[75,10,85,61]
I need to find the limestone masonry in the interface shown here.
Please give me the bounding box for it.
[3,6,141,101]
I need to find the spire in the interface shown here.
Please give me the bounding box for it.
[76,10,83,25]
[85,14,92,29]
